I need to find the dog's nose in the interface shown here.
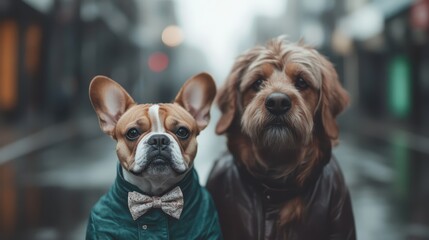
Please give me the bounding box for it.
[148,134,170,148]
[265,92,291,115]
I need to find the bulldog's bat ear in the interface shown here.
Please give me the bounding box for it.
[174,72,217,131]
[89,76,135,137]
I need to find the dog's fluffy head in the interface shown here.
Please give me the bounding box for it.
[216,36,349,176]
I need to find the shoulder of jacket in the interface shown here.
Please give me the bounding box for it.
[317,155,350,199]
[210,152,235,176]
[206,152,238,189]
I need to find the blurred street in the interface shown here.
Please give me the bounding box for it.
[1,0,429,239]
[1,110,429,239]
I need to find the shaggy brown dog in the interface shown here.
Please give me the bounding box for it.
[207,36,356,239]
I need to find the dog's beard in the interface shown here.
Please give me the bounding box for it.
[258,124,298,150]
[241,101,314,152]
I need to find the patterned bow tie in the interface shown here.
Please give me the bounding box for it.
[128,186,184,220]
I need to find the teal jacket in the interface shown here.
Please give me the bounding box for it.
[86,164,223,240]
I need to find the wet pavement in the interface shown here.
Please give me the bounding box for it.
[0,113,428,240]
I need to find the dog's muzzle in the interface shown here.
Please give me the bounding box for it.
[132,132,188,175]
[265,92,291,116]
[145,134,172,166]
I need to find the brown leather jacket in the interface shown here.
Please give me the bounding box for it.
[206,153,356,240]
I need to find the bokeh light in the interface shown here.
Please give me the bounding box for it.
[161,25,184,47]
[148,52,169,72]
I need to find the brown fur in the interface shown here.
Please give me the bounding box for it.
[215,36,349,231]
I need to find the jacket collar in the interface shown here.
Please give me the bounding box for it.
[112,163,197,205]
[234,156,327,205]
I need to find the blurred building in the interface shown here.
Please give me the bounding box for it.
[0,0,207,125]
[0,0,142,124]
[336,2,429,237]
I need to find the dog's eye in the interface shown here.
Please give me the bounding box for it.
[175,127,190,139]
[295,76,309,90]
[252,79,264,91]
[126,128,140,141]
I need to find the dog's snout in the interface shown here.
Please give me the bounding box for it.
[265,92,291,115]
[148,134,170,148]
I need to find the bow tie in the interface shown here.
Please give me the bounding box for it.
[128,186,184,220]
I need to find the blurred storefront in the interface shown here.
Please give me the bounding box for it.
[0,0,203,125]
[0,0,141,124]
[332,0,429,238]
[347,0,429,128]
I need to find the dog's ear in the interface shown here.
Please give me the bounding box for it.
[215,70,239,135]
[89,76,135,137]
[216,50,260,134]
[319,56,350,144]
[174,72,217,131]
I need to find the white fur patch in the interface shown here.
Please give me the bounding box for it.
[131,104,187,173]
[149,104,164,132]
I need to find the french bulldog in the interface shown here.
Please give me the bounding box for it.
[86,73,222,240]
